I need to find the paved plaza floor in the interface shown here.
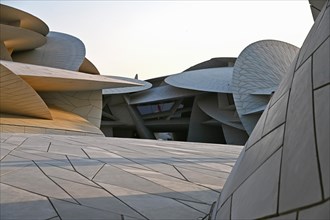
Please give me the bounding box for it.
[0,133,242,220]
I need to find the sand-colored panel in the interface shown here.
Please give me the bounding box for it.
[0,107,104,136]
[0,4,49,36]
[0,64,52,119]
[79,57,100,75]
[0,41,12,61]
[0,24,46,52]
[0,60,142,91]
[40,90,103,128]
[103,76,152,94]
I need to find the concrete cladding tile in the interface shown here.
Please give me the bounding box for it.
[0,162,76,203]
[215,196,232,220]
[218,125,284,206]
[268,212,297,220]
[98,183,203,220]
[314,85,330,198]
[269,56,297,106]
[232,40,299,134]
[0,183,57,220]
[40,90,102,128]
[231,149,282,219]
[279,57,322,212]
[164,67,234,93]
[49,177,143,218]
[216,1,329,219]
[313,37,330,89]
[263,91,289,135]
[49,198,123,220]
[217,148,246,207]
[298,200,330,220]
[12,31,86,71]
[244,106,267,148]
[297,5,329,68]
[0,133,242,219]
[93,164,192,200]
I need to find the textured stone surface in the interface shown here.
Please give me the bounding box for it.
[0,133,242,219]
[314,85,330,198]
[296,3,329,68]
[1,5,142,137]
[217,124,284,205]
[232,40,299,134]
[49,198,122,220]
[12,31,86,71]
[0,64,52,119]
[244,106,267,147]
[165,67,234,93]
[279,57,322,212]
[298,200,330,220]
[40,90,102,127]
[270,212,297,220]
[215,2,330,219]
[0,183,57,220]
[215,196,231,220]
[263,91,289,135]
[313,37,330,88]
[231,149,281,219]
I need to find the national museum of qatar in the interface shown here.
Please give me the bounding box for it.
[0,1,329,219]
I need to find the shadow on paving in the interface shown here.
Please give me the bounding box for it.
[0,188,215,220]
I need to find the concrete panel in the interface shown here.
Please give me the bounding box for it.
[187,95,226,144]
[165,67,234,93]
[263,91,289,135]
[231,149,281,219]
[216,2,329,219]
[0,183,57,220]
[312,37,330,89]
[314,85,330,198]
[0,64,52,119]
[232,40,299,134]
[0,24,46,51]
[13,32,85,71]
[1,60,141,91]
[298,200,330,220]
[0,4,49,35]
[215,196,231,220]
[40,91,102,128]
[279,57,322,212]
[129,84,201,105]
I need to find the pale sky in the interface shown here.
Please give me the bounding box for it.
[2,1,314,80]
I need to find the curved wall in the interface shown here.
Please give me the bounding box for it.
[0,64,52,119]
[215,2,329,219]
[12,31,86,71]
[40,90,103,128]
[0,4,49,36]
[0,4,142,136]
[232,40,299,134]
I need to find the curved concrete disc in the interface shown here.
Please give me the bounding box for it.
[0,60,142,92]
[165,67,233,93]
[0,63,52,119]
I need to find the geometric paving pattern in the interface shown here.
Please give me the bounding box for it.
[0,133,242,220]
